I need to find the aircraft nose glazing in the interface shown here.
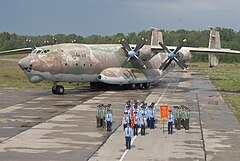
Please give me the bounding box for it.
[18,58,30,70]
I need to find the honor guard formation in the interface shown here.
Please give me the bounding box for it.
[95,100,191,150]
[122,100,157,150]
[96,104,113,131]
[172,105,191,130]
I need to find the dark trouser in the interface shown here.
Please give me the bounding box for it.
[185,119,189,130]
[150,117,154,129]
[102,117,105,128]
[96,116,101,127]
[181,119,185,128]
[100,118,103,127]
[123,124,127,131]
[168,122,173,134]
[176,118,181,130]
[107,121,112,131]
[147,118,150,128]
[125,136,131,150]
[141,124,145,135]
[133,124,138,136]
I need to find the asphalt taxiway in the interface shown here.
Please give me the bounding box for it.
[0,70,239,161]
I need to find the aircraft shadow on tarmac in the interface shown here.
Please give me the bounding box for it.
[60,85,152,95]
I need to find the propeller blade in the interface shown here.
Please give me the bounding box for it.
[134,38,147,52]
[173,39,187,54]
[159,42,171,54]
[120,38,147,68]
[121,57,132,67]
[26,39,36,50]
[159,58,170,70]
[162,59,173,71]
[133,55,147,69]
[177,58,188,69]
[120,39,131,51]
[158,39,188,71]
[173,57,186,69]
[173,43,183,54]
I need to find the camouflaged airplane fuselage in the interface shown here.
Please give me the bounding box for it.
[18,43,188,85]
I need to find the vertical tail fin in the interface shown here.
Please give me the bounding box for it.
[208,26,221,67]
[208,26,221,49]
[150,27,163,45]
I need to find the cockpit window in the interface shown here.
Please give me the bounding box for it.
[36,50,42,54]
[31,49,49,54]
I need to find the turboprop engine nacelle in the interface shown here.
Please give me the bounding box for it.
[97,67,148,84]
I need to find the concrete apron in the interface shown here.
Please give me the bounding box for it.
[89,71,240,161]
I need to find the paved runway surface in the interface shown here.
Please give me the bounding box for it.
[0,70,239,161]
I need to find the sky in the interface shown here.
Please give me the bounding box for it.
[0,0,239,36]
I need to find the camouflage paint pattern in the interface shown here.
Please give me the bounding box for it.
[19,41,191,84]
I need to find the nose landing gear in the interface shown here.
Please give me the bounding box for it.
[52,85,65,95]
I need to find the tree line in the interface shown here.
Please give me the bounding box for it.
[1,28,240,62]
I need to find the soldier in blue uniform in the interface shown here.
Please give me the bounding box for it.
[133,111,139,136]
[122,113,129,131]
[143,103,150,128]
[149,106,155,129]
[133,100,138,108]
[105,110,113,131]
[151,102,156,114]
[133,104,139,114]
[138,101,144,110]
[106,104,113,114]
[126,105,132,126]
[140,113,146,136]
[124,124,133,150]
[168,110,174,135]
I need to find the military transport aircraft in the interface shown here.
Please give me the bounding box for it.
[1,27,240,94]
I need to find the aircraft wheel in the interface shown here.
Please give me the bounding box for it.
[52,85,65,95]
[130,83,136,90]
[52,85,58,94]
[143,83,150,89]
[57,85,65,95]
[138,83,143,89]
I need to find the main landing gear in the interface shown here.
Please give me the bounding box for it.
[143,83,150,89]
[127,83,151,90]
[52,84,65,95]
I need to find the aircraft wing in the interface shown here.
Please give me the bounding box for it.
[150,45,240,68]
[151,45,240,55]
[185,47,240,55]
[0,48,32,55]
